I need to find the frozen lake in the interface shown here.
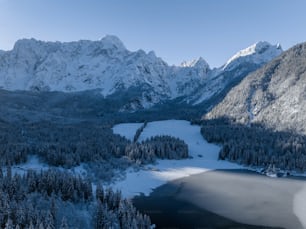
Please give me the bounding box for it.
[113,120,306,229]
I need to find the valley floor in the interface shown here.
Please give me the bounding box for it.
[112,120,243,197]
[112,119,306,229]
[10,119,306,228]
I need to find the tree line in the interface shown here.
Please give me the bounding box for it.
[125,135,189,164]
[0,120,189,168]
[133,121,147,143]
[0,121,129,168]
[200,118,306,172]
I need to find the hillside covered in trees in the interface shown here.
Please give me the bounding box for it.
[0,168,151,229]
[0,116,190,228]
[200,118,306,173]
[0,120,188,170]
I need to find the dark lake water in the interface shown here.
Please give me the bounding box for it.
[133,169,305,229]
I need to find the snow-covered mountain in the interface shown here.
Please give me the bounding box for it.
[0,36,282,110]
[222,41,282,71]
[186,41,283,106]
[180,57,210,69]
[204,42,306,134]
[0,36,169,95]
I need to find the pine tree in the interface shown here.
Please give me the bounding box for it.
[95,201,106,229]
[6,166,12,180]
[38,222,45,229]
[16,206,26,227]
[5,218,14,229]
[44,211,55,229]
[28,221,35,229]
[50,197,57,224]
[96,183,104,202]
[59,217,69,229]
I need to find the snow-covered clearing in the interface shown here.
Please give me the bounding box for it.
[12,155,88,177]
[112,120,243,198]
[112,122,144,141]
[12,155,49,175]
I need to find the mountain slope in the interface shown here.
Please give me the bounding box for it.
[0,36,282,111]
[222,41,282,71]
[0,36,169,95]
[205,42,306,134]
[188,41,282,106]
[0,36,210,109]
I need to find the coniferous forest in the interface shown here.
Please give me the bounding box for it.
[200,118,306,172]
[0,118,189,228]
[0,167,152,229]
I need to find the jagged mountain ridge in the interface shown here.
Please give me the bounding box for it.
[0,36,282,110]
[184,41,283,106]
[205,42,306,134]
[0,36,170,95]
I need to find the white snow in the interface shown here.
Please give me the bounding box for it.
[293,183,306,229]
[0,37,283,110]
[112,120,243,198]
[112,122,144,141]
[100,35,126,50]
[12,155,49,175]
[0,35,209,107]
[12,155,88,177]
[190,42,282,105]
[180,57,210,69]
[222,41,282,71]
[113,120,306,228]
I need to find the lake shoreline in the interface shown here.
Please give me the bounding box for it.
[133,169,306,229]
[113,120,306,228]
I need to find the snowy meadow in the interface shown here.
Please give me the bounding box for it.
[112,120,242,197]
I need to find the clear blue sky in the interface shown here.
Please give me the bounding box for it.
[1,0,305,67]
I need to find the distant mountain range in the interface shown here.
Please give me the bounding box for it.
[0,36,282,111]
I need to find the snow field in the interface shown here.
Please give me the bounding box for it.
[112,122,144,141]
[112,120,242,198]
